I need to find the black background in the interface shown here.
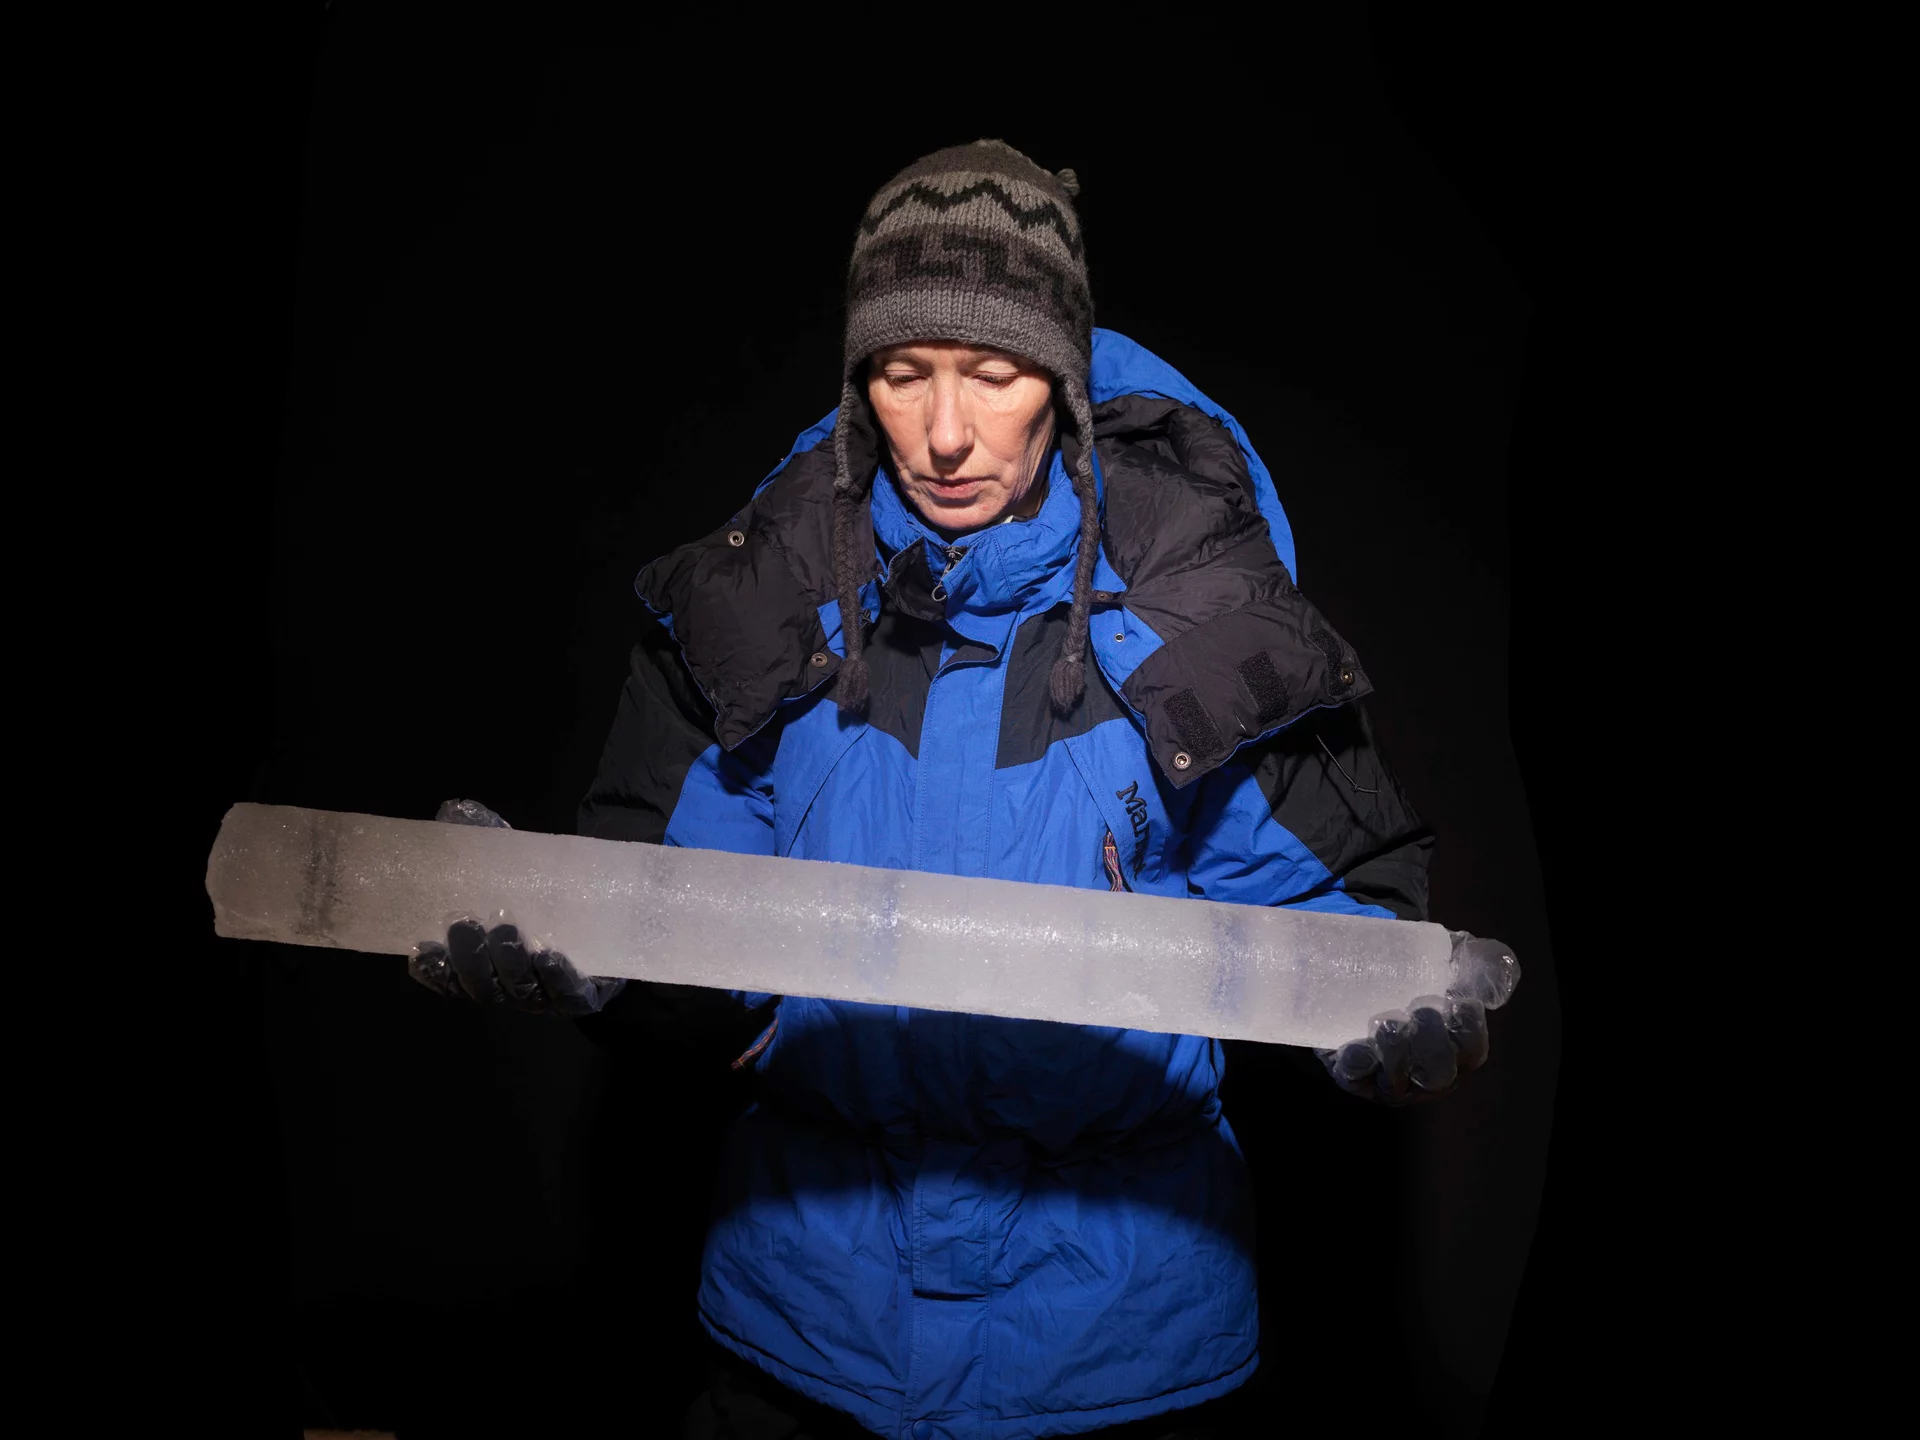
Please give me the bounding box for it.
[151,7,1663,1437]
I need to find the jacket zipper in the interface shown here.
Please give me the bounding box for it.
[1102,829,1130,892]
[731,1014,779,1071]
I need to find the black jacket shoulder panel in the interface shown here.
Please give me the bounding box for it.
[577,622,775,845]
[1077,396,1374,790]
[1240,701,1433,920]
[1088,395,1276,615]
[744,401,881,604]
[633,423,878,750]
[1118,588,1374,789]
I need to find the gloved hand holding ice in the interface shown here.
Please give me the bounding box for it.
[406,799,627,1017]
[204,803,1462,1050]
[1316,930,1522,1103]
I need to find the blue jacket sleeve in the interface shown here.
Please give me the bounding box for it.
[574,619,779,1055]
[577,620,775,851]
[1184,701,1434,921]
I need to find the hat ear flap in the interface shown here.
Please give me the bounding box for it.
[831,377,873,715]
[1049,383,1101,716]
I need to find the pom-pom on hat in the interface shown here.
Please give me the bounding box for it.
[829,139,1100,717]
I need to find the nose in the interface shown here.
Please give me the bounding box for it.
[926,371,971,470]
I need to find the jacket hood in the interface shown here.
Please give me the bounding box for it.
[637,330,1369,790]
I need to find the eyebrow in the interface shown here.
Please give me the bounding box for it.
[876,348,1023,368]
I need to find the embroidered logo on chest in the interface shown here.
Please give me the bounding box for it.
[1113,779,1151,878]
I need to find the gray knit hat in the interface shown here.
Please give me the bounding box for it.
[831,139,1099,717]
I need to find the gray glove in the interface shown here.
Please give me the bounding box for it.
[406,799,626,1017]
[1316,932,1520,1105]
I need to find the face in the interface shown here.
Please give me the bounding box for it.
[867,342,1057,539]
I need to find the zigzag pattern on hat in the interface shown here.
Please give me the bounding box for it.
[859,179,1084,259]
[850,232,1093,338]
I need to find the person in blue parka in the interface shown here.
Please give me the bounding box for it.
[411,140,1519,1440]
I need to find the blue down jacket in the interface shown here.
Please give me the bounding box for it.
[578,330,1433,1438]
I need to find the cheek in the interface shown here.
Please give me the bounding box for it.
[984,394,1053,469]
[870,391,921,461]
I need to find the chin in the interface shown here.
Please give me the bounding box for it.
[915,489,1006,530]
[947,510,1002,534]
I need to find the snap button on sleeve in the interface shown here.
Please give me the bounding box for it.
[1172,751,1192,770]
[811,651,830,668]
[726,529,746,547]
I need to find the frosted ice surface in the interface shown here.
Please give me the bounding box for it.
[206,803,1452,1050]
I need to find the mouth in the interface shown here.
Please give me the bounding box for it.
[923,476,989,498]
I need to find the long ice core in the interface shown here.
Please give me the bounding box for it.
[205,803,1451,1049]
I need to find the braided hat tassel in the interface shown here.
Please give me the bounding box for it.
[1050,381,1101,715]
[830,378,873,715]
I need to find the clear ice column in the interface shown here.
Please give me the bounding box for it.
[206,803,1453,1050]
